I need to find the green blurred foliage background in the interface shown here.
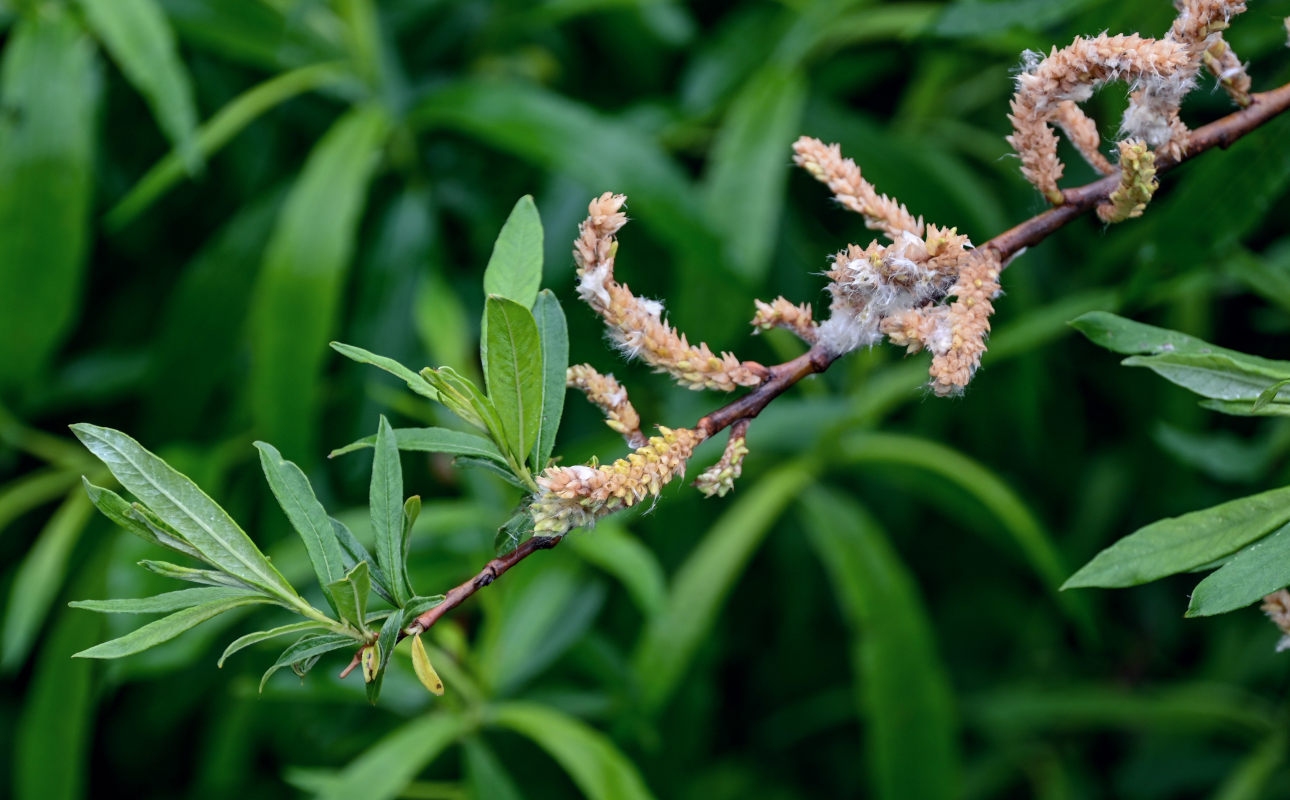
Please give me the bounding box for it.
[3,0,1290,797]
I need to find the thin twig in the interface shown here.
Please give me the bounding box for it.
[340,79,1290,679]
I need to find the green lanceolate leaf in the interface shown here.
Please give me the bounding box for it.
[1121,352,1290,402]
[82,478,203,561]
[401,496,420,586]
[254,442,347,593]
[0,9,98,391]
[532,290,568,469]
[1253,379,1290,413]
[326,560,371,632]
[328,426,507,465]
[260,633,361,692]
[73,594,275,659]
[1071,312,1290,371]
[490,702,658,800]
[484,295,544,463]
[316,713,469,800]
[800,488,958,800]
[71,424,302,603]
[420,367,489,430]
[139,559,259,590]
[1064,485,1290,589]
[70,587,255,614]
[1200,399,1290,417]
[247,106,388,460]
[1187,522,1290,617]
[371,417,410,605]
[218,620,329,668]
[75,0,201,173]
[483,195,543,308]
[330,517,397,606]
[364,607,404,704]
[330,341,440,402]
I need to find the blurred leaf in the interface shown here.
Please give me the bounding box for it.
[75,0,201,172]
[837,433,1082,628]
[463,738,524,800]
[565,522,666,618]
[218,620,327,668]
[247,106,388,460]
[484,195,544,309]
[326,560,371,632]
[484,295,544,465]
[0,468,81,535]
[410,633,445,695]
[259,632,361,692]
[254,442,347,598]
[371,416,410,606]
[1153,423,1274,484]
[73,593,273,659]
[1064,485,1290,589]
[490,702,657,800]
[1188,522,1290,617]
[415,272,476,384]
[315,712,468,800]
[1211,732,1287,800]
[331,341,441,402]
[1226,247,1290,317]
[701,64,806,281]
[0,10,98,391]
[800,487,958,800]
[69,586,254,614]
[71,424,302,603]
[107,62,348,227]
[933,0,1101,36]
[532,289,568,469]
[633,462,815,713]
[1122,352,1290,403]
[157,0,344,70]
[14,550,104,800]
[1,491,93,670]
[329,426,506,464]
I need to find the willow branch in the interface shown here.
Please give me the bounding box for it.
[340,78,1290,679]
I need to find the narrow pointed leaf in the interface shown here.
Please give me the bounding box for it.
[483,195,543,308]
[326,560,370,632]
[259,633,361,692]
[254,442,347,592]
[1071,312,1290,370]
[330,517,397,605]
[371,417,410,605]
[1065,485,1290,589]
[139,560,258,590]
[82,477,204,561]
[1253,379,1290,412]
[484,295,544,462]
[70,424,300,602]
[1188,522,1290,617]
[70,587,255,614]
[364,607,404,704]
[411,633,445,695]
[75,0,201,172]
[247,106,388,459]
[330,341,440,402]
[328,426,505,464]
[0,10,98,390]
[532,289,568,469]
[1122,352,1290,402]
[73,595,274,659]
[401,496,420,590]
[218,620,328,668]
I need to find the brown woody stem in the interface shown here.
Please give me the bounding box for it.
[340,78,1290,679]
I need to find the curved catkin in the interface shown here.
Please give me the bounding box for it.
[566,364,646,447]
[792,136,924,241]
[752,297,817,343]
[1098,140,1158,223]
[573,193,766,392]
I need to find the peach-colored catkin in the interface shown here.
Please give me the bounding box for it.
[1261,590,1290,651]
[573,193,765,392]
[530,426,706,534]
[1203,35,1251,107]
[1008,33,1190,203]
[567,364,646,447]
[752,297,817,343]
[1098,140,1158,223]
[792,136,924,241]
[1052,101,1113,175]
